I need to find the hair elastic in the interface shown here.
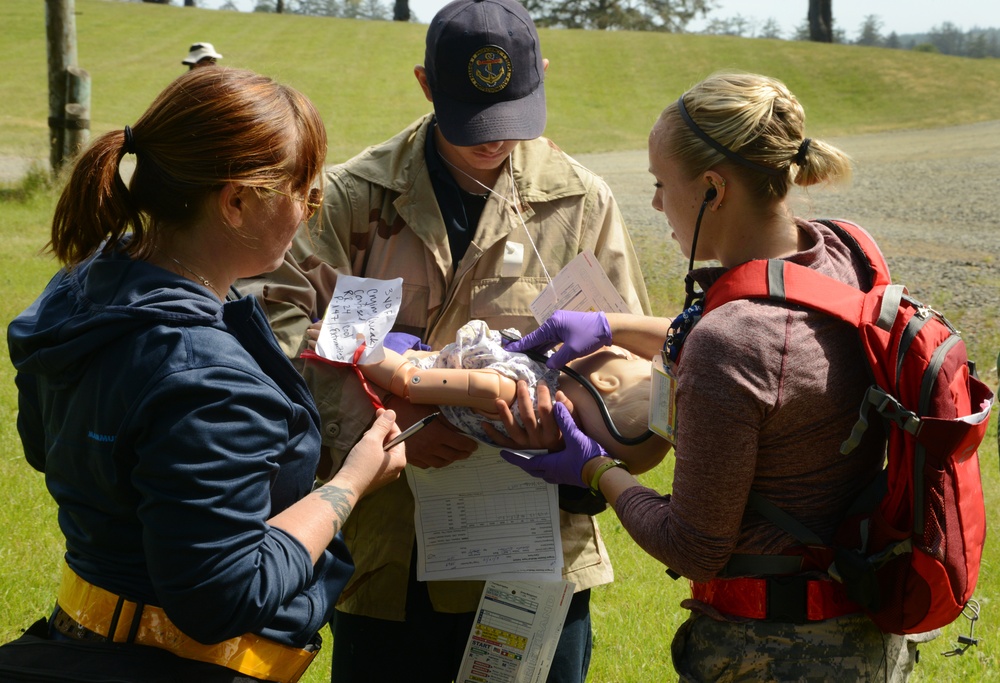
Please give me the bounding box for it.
[676,97,783,177]
[794,138,812,166]
[123,125,136,155]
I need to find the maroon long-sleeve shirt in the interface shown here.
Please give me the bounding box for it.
[616,219,885,581]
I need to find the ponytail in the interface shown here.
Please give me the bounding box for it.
[48,68,327,268]
[663,72,853,201]
[791,136,853,188]
[49,130,143,267]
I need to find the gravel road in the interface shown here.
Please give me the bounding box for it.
[575,119,1000,371]
[3,120,997,367]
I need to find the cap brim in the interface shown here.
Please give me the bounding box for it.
[183,51,222,65]
[433,83,546,147]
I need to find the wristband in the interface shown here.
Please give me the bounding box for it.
[588,458,629,494]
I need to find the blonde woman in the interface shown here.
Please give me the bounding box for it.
[505,73,923,681]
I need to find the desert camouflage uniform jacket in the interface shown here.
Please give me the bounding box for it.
[241,113,650,619]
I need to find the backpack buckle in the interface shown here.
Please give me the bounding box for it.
[871,389,920,435]
[843,387,921,454]
[766,575,809,624]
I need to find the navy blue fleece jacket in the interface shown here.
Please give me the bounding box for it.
[8,247,352,647]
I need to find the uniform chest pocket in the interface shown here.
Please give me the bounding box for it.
[395,282,430,335]
[470,277,548,332]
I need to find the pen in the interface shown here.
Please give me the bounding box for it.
[384,412,440,451]
[504,448,548,459]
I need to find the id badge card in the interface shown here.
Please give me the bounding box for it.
[648,354,678,445]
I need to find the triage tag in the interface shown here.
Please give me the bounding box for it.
[316,275,403,364]
[648,353,678,445]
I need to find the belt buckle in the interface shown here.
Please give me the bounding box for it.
[766,575,809,624]
[52,605,107,642]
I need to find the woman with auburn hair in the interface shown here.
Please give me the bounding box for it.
[5,67,405,682]
[503,72,926,680]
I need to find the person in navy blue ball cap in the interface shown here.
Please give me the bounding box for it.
[422,0,547,146]
[235,1,651,681]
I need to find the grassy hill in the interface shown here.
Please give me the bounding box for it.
[3,0,1000,163]
[2,2,999,682]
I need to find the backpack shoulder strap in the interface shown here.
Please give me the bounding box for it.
[816,219,890,289]
[718,492,826,577]
[702,219,901,331]
[746,491,825,545]
[703,257,866,325]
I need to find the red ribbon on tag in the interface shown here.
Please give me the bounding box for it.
[301,343,385,410]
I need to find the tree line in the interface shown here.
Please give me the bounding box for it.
[145,0,1000,58]
[704,14,1000,59]
[866,22,1000,59]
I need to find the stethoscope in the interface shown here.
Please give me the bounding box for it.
[504,187,720,444]
[661,185,717,364]
[500,330,655,446]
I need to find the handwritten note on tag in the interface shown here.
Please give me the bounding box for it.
[316,275,403,364]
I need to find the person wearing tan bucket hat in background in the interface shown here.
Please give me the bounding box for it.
[182,41,222,69]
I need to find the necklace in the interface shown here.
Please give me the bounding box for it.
[436,146,552,282]
[170,257,224,299]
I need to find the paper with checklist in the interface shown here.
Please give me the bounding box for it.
[406,443,562,582]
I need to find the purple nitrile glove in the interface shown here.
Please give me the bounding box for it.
[505,310,612,369]
[383,332,431,354]
[500,402,606,487]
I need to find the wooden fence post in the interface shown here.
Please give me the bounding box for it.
[45,0,78,174]
[63,66,91,161]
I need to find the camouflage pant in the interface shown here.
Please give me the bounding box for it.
[670,612,934,682]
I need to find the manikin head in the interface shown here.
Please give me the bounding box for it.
[560,346,669,474]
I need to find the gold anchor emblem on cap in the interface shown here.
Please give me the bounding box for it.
[468,46,513,93]
[478,64,506,87]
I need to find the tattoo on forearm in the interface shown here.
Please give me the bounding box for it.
[317,485,355,533]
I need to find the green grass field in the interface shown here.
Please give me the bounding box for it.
[2,1,999,680]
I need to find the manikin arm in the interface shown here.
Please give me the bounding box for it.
[359,348,517,419]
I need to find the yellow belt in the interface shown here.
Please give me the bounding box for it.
[56,562,317,683]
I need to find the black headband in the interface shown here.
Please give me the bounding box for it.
[675,96,784,178]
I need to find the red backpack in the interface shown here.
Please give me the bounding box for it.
[702,219,994,635]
